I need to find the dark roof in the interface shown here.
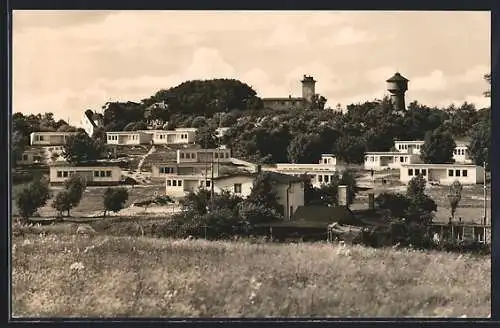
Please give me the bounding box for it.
[386,72,409,82]
[292,205,355,224]
[49,160,121,167]
[262,97,304,102]
[213,171,303,184]
[84,111,98,128]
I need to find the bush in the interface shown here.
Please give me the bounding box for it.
[52,191,72,217]
[103,187,129,216]
[15,179,51,220]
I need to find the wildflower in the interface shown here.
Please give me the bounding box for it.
[70,262,85,271]
[22,239,31,246]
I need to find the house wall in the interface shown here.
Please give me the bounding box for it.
[106,132,153,145]
[30,132,78,146]
[394,141,424,154]
[213,176,254,198]
[400,165,483,185]
[274,182,305,220]
[264,166,337,189]
[177,149,232,164]
[365,153,419,171]
[453,146,472,163]
[16,150,45,165]
[49,166,122,185]
[164,175,213,197]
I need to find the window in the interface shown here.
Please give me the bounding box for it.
[408,169,413,176]
[100,171,106,177]
[290,205,293,217]
[453,149,457,155]
[106,171,112,177]
[462,149,465,155]
[180,153,185,159]
[214,153,219,159]
[206,180,211,187]
[22,155,28,161]
[462,170,468,177]
[234,183,242,194]
[324,175,330,183]
[69,171,75,176]
[448,170,454,177]
[415,169,420,175]
[94,171,99,177]
[422,169,427,176]
[323,158,328,164]
[167,180,171,186]
[455,170,461,177]
[178,180,182,186]
[400,156,404,163]
[172,180,177,186]
[39,136,44,141]
[57,171,62,178]
[318,175,323,182]
[63,171,68,178]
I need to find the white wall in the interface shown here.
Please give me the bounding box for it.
[400,165,483,185]
[49,166,122,184]
[213,176,254,197]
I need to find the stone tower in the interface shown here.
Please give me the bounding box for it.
[301,75,316,103]
[386,72,409,111]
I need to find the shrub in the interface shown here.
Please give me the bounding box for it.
[15,179,51,220]
[52,191,72,217]
[103,187,129,216]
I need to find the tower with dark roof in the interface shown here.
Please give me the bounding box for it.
[301,75,316,103]
[386,72,409,111]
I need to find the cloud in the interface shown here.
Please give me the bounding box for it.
[241,68,289,97]
[324,26,376,46]
[256,24,308,47]
[455,65,490,84]
[411,70,448,91]
[365,66,398,84]
[306,12,349,27]
[435,95,491,109]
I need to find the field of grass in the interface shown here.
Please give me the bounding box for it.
[11,232,490,318]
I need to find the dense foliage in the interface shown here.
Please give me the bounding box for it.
[15,178,51,220]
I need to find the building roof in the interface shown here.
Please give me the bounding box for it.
[365,151,412,156]
[292,205,355,224]
[262,97,304,102]
[30,131,79,135]
[401,163,480,168]
[394,140,424,144]
[49,160,122,167]
[213,170,303,184]
[386,72,409,82]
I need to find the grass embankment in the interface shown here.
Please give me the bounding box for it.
[12,232,490,318]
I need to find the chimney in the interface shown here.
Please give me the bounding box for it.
[338,185,348,206]
[256,164,262,174]
[368,193,375,210]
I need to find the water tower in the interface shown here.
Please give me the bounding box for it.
[301,75,316,103]
[386,72,409,111]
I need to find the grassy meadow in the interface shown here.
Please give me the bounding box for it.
[12,231,490,318]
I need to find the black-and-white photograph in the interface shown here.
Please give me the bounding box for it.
[11,10,491,318]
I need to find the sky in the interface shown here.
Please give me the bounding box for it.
[13,10,491,126]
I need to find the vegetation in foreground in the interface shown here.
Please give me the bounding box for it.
[12,232,490,318]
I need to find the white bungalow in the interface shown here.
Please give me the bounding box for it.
[152,162,220,179]
[30,131,80,146]
[400,163,484,186]
[394,139,472,163]
[364,152,421,171]
[176,148,232,164]
[140,128,197,145]
[212,170,305,220]
[164,174,214,197]
[262,154,345,189]
[106,131,153,145]
[15,148,45,165]
[49,162,122,186]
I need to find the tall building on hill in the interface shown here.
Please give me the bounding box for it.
[386,72,409,111]
[261,75,318,110]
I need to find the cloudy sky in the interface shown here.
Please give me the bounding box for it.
[13,10,490,125]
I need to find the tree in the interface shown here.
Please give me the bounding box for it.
[286,133,322,164]
[313,171,358,207]
[53,175,87,216]
[103,187,129,216]
[63,131,103,164]
[247,172,282,215]
[420,129,456,164]
[405,175,437,225]
[191,116,208,128]
[333,135,366,164]
[52,191,72,217]
[448,180,463,219]
[375,192,410,219]
[15,178,51,220]
[468,119,491,169]
[195,126,219,149]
